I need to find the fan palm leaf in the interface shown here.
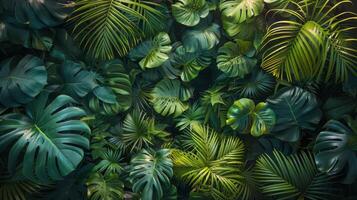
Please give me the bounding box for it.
[69,0,163,60]
[171,124,244,197]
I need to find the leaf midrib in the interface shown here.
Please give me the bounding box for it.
[33,124,61,154]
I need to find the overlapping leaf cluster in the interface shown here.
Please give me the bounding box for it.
[0,0,356,200]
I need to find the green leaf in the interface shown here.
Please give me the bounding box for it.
[251,103,276,137]
[0,0,73,29]
[175,103,205,131]
[260,1,357,82]
[0,163,41,200]
[0,93,90,182]
[69,0,163,60]
[219,0,264,23]
[93,149,123,175]
[200,86,228,128]
[182,23,221,52]
[129,32,172,69]
[0,55,47,107]
[171,124,244,197]
[150,79,189,117]
[229,69,275,99]
[88,60,132,115]
[226,98,276,137]
[226,98,255,132]
[130,148,173,200]
[323,96,357,120]
[172,0,210,26]
[314,119,357,184]
[121,111,170,152]
[59,60,98,98]
[87,172,124,200]
[217,41,257,78]
[100,60,132,110]
[267,87,322,142]
[168,45,212,82]
[254,150,339,200]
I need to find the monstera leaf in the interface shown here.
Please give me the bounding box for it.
[59,60,98,98]
[129,148,173,200]
[217,41,257,78]
[226,98,276,137]
[0,93,90,182]
[0,55,47,107]
[172,0,209,26]
[267,87,322,142]
[314,119,357,183]
[169,45,212,82]
[222,15,265,40]
[89,60,132,115]
[0,0,73,29]
[219,0,264,23]
[150,79,189,117]
[182,23,220,52]
[254,150,339,200]
[129,32,172,69]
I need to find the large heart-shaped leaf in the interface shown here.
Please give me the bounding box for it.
[0,55,47,107]
[314,119,357,183]
[129,32,172,69]
[217,41,257,78]
[172,0,209,26]
[0,0,73,29]
[226,98,255,132]
[182,23,221,52]
[226,98,275,137]
[129,148,173,200]
[150,79,189,117]
[0,93,90,182]
[219,0,264,23]
[267,87,322,142]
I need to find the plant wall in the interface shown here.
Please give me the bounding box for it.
[0,0,356,199]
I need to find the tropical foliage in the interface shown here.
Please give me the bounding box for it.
[0,0,356,199]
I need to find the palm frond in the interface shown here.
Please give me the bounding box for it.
[69,0,163,60]
[254,150,340,200]
[171,124,244,198]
